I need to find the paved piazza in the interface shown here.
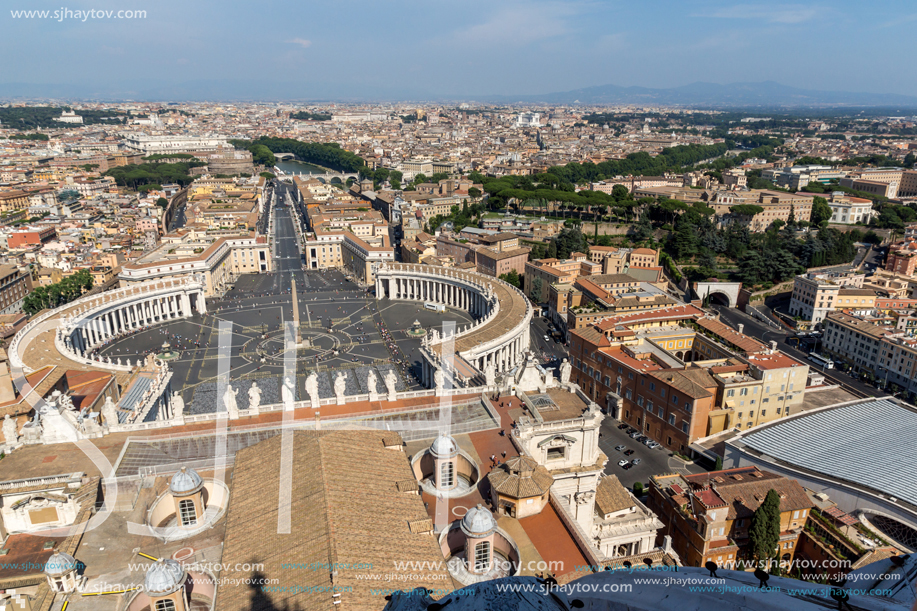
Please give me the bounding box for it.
[96,269,474,414]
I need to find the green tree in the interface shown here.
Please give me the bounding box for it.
[629,215,653,243]
[749,489,782,570]
[810,196,833,225]
[529,277,544,303]
[670,219,698,260]
[248,144,276,167]
[714,456,723,471]
[260,172,276,179]
[155,197,169,209]
[57,189,80,202]
[468,187,482,201]
[499,270,521,289]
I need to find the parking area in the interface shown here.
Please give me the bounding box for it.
[597,417,705,490]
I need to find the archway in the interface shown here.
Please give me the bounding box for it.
[707,292,731,306]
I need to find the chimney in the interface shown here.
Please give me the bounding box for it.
[770,341,777,351]
[737,324,744,334]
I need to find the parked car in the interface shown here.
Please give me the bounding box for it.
[629,431,641,439]
[618,423,629,430]
[544,335,550,342]
[631,458,642,466]
[626,428,637,435]
[642,437,655,446]
[647,441,661,449]
[635,436,648,443]
[618,459,629,467]
[622,463,634,470]
[624,449,635,456]
[615,445,626,451]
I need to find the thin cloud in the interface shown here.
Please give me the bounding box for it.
[286,38,312,49]
[699,4,818,24]
[450,1,582,46]
[878,12,917,28]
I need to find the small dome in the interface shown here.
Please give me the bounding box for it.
[430,434,458,458]
[44,552,77,576]
[461,504,496,537]
[170,467,203,495]
[144,559,185,594]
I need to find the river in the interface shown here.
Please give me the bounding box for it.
[274,159,326,176]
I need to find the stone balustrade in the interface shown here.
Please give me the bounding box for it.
[375,263,533,387]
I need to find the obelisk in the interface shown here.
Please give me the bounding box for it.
[292,277,306,348]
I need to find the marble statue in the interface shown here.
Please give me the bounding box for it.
[171,391,185,420]
[116,358,122,366]
[434,367,444,390]
[334,372,348,405]
[560,358,572,384]
[366,369,379,401]
[281,376,295,405]
[484,360,496,386]
[223,384,239,419]
[102,396,118,426]
[430,328,440,342]
[248,382,262,412]
[58,394,75,411]
[105,356,112,365]
[384,369,398,401]
[305,373,319,408]
[2,415,18,446]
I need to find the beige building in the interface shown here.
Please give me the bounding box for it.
[119,231,272,296]
[788,271,866,324]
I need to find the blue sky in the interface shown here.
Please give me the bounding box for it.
[4,0,917,99]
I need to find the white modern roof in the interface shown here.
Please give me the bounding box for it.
[739,399,917,508]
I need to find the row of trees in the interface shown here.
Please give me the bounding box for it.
[105,159,205,189]
[291,111,331,121]
[0,106,123,128]
[231,137,366,173]
[22,269,93,315]
[666,203,867,287]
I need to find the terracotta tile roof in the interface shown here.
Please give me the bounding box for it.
[649,369,714,400]
[695,317,767,354]
[487,455,553,499]
[685,467,812,520]
[595,475,635,515]
[217,430,451,611]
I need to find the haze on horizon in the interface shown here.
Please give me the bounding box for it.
[3,0,917,101]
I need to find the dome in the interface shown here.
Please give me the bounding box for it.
[461,504,496,537]
[430,433,458,458]
[44,552,77,576]
[170,466,203,495]
[144,559,185,594]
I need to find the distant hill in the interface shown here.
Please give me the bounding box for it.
[487,81,917,108]
[2,79,916,107]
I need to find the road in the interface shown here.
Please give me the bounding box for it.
[710,304,884,399]
[529,315,569,365]
[271,183,305,273]
[597,418,705,489]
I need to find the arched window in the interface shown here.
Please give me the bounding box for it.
[441,462,454,488]
[155,599,176,611]
[178,499,197,526]
[474,541,491,572]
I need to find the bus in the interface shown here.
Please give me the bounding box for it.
[808,353,834,369]
[424,302,446,313]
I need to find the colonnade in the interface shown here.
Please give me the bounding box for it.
[375,265,533,388]
[65,290,205,354]
[381,275,489,317]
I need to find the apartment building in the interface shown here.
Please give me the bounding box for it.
[822,311,917,391]
[568,314,809,451]
[303,207,394,283]
[0,265,30,315]
[0,191,30,214]
[587,246,658,274]
[824,193,875,225]
[524,255,594,303]
[788,271,866,323]
[648,467,814,568]
[762,165,847,190]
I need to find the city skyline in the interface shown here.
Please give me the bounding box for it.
[4,0,917,102]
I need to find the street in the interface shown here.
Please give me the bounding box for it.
[597,417,705,490]
[710,304,883,399]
